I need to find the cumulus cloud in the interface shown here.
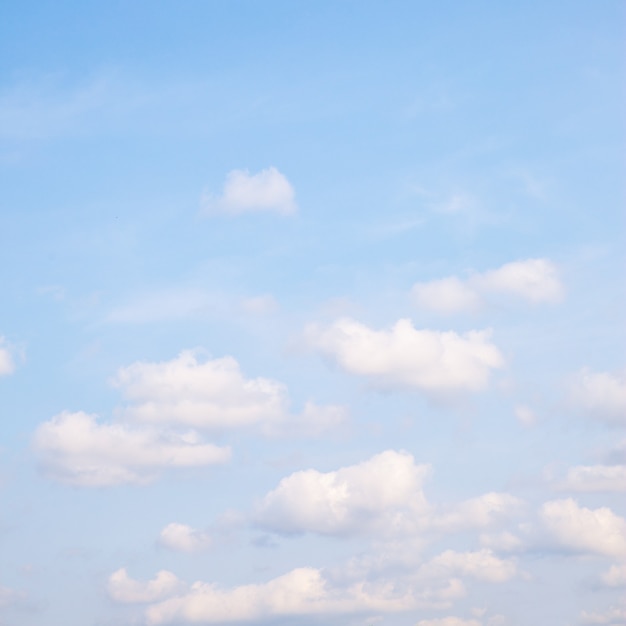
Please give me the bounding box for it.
[416,618,482,626]
[143,564,467,625]
[539,498,626,558]
[255,451,522,540]
[255,450,431,536]
[113,350,345,436]
[570,369,626,426]
[108,568,184,604]
[0,337,15,376]
[159,523,212,553]
[601,564,626,587]
[412,258,563,314]
[33,411,231,487]
[560,465,626,493]
[202,167,297,216]
[305,318,503,395]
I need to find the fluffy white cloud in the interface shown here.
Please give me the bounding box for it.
[255,450,431,536]
[159,523,212,553]
[412,258,563,314]
[108,568,184,604]
[33,411,231,487]
[0,337,15,376]
[113,350,345,436]
[570,369,626,426]
[601,564,626,587]
[255,451,523,539]
[418,549,517,583]
[580,605,626,625]
[416,619,482,626]
[561,465,626,493]
[539,498,626,557]
[202,167,297,216]
[145,566,421,625]
[305,318,503,395]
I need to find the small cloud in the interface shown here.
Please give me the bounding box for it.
[600,563,626,587]
[159,523,212,553]
[202,167,297,216]
[108,568,184,604]
[412,258,564,315]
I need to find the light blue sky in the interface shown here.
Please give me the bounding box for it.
[0,2,624,626]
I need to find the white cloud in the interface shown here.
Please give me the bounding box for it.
[113,350,345,435]
[0,584,21,608]
[570,369,626,426]
[240,294,279,315]
[159,523,212,553]
[305,318,503,395]
[418,549,517,583]
[145,566,421,625]
[412,258,564,314]
[479,531,524,552]
[561,465,626,493]
[108,568,184,604]
[255,450,431,536]
[202,167,297,216]
[416,618,482,626]
[539,498,626,558]
[33,411,231,487]
[0,337,15,376]
[580,605,626,625]
[601,564,626,587]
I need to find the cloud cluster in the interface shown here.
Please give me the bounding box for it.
[412,258,563,314]
[33,351,345,486]
[202,167,297,216]
[560,464,626,493]
[33,411,230,487]
[305,318,503,395]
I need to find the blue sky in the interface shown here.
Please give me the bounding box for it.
[0,2,625,625]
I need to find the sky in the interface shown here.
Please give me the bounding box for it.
[0,2,625,625]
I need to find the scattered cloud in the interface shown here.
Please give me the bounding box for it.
[412,258,564,314]
[240,294,279,315]
[305,318,503,396]
[539,498,626,558]
[159,523,212,553]
[0,337,16,376]
[108,568,184,604]
[113,349,346,436]
[202,167,297,216]
[570,369,626,427]
[33,411,231,487]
